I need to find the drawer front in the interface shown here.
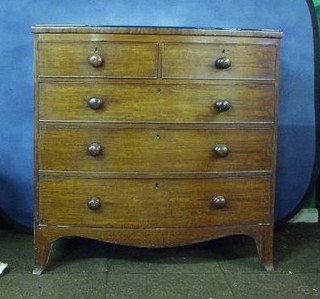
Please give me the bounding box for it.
[38,42,158,78]
[39,126,273,172]
[39,176,271,227]
[39,83,275,123]
[163,43,277,80]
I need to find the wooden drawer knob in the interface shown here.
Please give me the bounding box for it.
[212,195,227,208]
[88,143,102,156]
[214,100,231,112]
[88,97,104,110]
[87,197,101,210]
[88,54,103,67]
[213,144,229,157]
[215,56,231,69]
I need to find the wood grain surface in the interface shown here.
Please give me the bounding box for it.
[39,82,275,123]
[33,26,281,274]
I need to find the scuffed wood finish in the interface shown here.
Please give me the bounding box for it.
[33,26,282,274]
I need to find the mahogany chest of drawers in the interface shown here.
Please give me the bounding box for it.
[32,26,282,274]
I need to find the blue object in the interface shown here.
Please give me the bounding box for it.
[0,0,316,228]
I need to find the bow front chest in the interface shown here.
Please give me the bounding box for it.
[32,26,282,274]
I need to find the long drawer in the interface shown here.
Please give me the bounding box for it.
[39,176,272,228]
[38,126,273,172]
[38,42,158,78]
[39,83,275,123]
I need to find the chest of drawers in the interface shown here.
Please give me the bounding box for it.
[32,26,282,274]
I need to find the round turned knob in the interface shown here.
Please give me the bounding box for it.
[213,144,229,157]
[88,143,102,156]
[215,56,231,69]
[212,195,227,208]
[88,54,103,67]
[88,97,104,110]
[87,197,101,210]
[214,100,231,112]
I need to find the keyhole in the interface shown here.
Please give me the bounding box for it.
[155,182,159,190]
[95,47,99,53]
[156,133,160,140]
[222,49,225,56]
[157,88,161,95]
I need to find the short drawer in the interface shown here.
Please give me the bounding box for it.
[38,41,158,78]
[39,83,275,123]
[162,43,277,80]
[38,126,273,172]
[38,176,272,228]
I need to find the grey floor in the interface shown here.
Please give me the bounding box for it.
[0,223,319,299]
